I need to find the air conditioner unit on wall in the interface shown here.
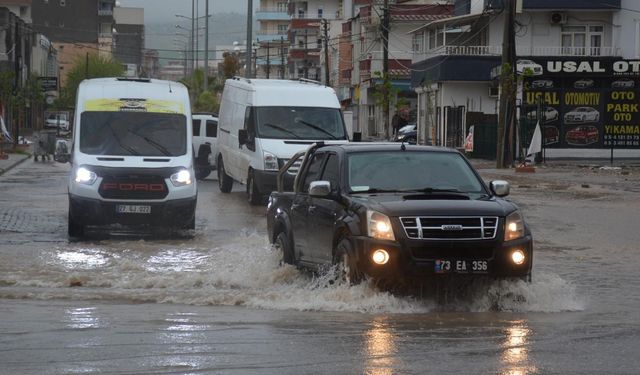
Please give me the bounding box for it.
[550,12,567,25]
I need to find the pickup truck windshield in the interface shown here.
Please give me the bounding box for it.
[79,111,187,156]
[256,107,346,140]
[348,151,484,193]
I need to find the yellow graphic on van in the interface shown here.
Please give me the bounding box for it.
[85,99,184,114]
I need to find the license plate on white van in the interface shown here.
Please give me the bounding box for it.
[116,205,151,214]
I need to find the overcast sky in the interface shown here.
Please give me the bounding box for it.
[119,0,256,23]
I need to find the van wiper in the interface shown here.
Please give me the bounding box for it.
[296,119,338,139]
[262,123,301,139]
[107,124,139,156]
[128,130,172,156]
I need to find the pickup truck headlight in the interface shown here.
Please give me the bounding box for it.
[74,167,97,185]
[504,210,525,241]
[263,150,278,171]
[170,169,193,186]
[367,210,395,241]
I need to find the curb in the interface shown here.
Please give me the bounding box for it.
[0,154,31,176]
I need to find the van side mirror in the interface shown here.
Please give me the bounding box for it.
[238,129,248,146]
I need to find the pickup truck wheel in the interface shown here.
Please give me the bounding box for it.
[247,172,262,206]
[274,232,295,265]
[334,239,363,285]
[217,156,233,193]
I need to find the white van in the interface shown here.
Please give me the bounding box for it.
[66,77,197,237]
[216,78,348,204]
[192,112,218,180]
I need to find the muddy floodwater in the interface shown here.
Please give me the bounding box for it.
[1,160,639,374]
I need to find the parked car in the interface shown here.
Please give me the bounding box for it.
[516,59,543,75]
[531,79,553,89]
[526,107,559,123]
[268,143,533,285]
[566,125,599,146]
[44,113,70,131]
[564,107,600,123]
[574,79,594,89]
[192,112,218,180]
[543,126,559,145]
[393,124,417,144]
[611,79,634,89]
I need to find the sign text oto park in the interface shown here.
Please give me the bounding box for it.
[522,57,640,149]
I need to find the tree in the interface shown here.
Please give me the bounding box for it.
[221,52,241,80]
[371,71,407,138]
[56,53,123,109]
[195,91,219,113]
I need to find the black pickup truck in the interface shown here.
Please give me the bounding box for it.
[267,142,533,284]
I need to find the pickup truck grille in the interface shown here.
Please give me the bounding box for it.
[400,216,499,240]
[278,158,303,175]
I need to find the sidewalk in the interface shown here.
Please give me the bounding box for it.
[0,147,31,176]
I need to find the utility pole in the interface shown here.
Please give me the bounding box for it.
[280,36,286,79]
[195,0,199,72]
[204,0,209,90]
[382,0,390,139]
[323,19,330,86]
[496,0,516,168]
[266,42,270,79]
[191,0,195,74]
[245,0,253,78]
[304,29,308,79]
[85,52,89,78]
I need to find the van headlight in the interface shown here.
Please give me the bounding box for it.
[504,210,525,241]
[263,150,278,171]
[367,210,395,241]
[170,169,193,186]
[74,167,97,185]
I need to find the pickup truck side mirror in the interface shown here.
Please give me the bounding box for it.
[238,129,248,146]
[309,180,331,197]
[490,180,510,197]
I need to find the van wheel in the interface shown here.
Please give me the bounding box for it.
[217,156,233,193]
[334,239,363,285]
[247,171,262,205]
[68,208,84,238]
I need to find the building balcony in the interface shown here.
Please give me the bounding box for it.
[289,18,322,31]
[98,9,113,16]
[289,50,320,60]
[257,57,287,66]
[256,31,288,42]
[256,9,290,21]
[413,45,623,62]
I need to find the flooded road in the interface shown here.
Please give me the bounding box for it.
[1,160,639,374]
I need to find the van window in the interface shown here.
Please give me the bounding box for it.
[244,107,256,151]
[79,112,187,156]
[192,119,201,136]
[255,107,346,140]
[206,120,217,137]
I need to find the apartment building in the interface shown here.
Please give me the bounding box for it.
[410,0,640,153]
[336,0,451,139]
[113,6,144,76]
[255,0,289,78]
[31,0,115,85]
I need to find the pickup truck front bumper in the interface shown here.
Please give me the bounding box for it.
[351,235,533,279]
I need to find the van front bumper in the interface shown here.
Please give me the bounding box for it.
[68,195,196,228]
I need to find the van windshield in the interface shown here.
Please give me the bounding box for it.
[255,107,346,140]
[79,111,187,156]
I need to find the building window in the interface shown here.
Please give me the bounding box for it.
[278,24,288,34]
[561,25,603,56]
[428,30,435,50]
[412,32,424,53]
[317,38,322,49]
[277,2,286,12]
[298,9,305,18]
[317,7,323,19]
